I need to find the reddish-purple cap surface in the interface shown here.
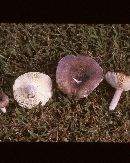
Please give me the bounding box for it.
[56,55,103,98]
[0,93,9,108]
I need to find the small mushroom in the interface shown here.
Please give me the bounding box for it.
[0,93,9,113]
[13,72,53,109]
[56,55,103,98]
[105,71,130,111]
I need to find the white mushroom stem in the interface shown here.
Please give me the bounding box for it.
[26,85,36,98]
[109,89,123,111]
[0,107,6,113]
[73,78,82,84]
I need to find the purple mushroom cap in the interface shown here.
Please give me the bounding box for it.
[0,93,9,108]
[56,55,103,98]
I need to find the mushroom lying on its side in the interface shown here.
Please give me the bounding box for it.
[13,72,53,109]
[105,71,130,111]
[0,93,9,113]
[56,55,103,98]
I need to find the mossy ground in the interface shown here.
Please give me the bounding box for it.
[0,24,130,142]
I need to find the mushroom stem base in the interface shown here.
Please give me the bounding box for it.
[109,89,123,111]
[0,107,6,113]
[26,85,36,98]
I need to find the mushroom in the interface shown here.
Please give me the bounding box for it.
[56,55,103,98]
[105,71,130,111]
[13,72,53,109]
[0,93,9,113]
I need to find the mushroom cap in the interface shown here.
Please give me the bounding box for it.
[0,93,9,108]
[56,55,103,98]
[13,72,53,109]
[105,71,130,91]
